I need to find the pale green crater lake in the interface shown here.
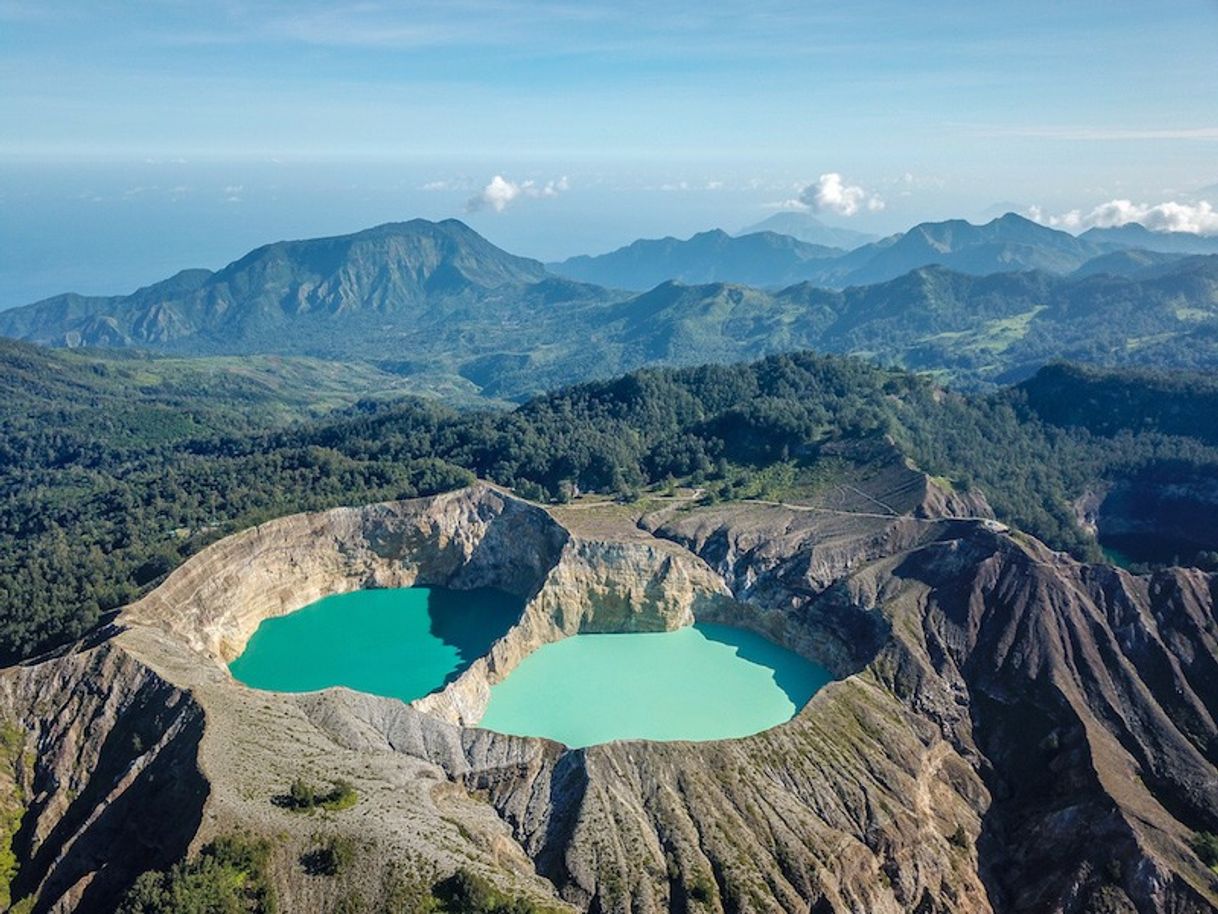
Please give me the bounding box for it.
[228,587,523,702]
[479,623,833,747]
[230,591,832,747]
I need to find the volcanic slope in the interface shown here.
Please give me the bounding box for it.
[2,464,1216,913]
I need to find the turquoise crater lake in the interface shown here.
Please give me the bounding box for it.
[228,587,523,702]
[479,623,833,747]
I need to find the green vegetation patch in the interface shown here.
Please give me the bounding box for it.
[300,834,357,877]
[117,835,276,914]
[918,305,1046,357]
[0,722,29,911]
[432,868,566,914]
[1191,831,1218,872]
[278,778,358,814]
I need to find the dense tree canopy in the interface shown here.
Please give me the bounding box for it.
[3,346,1217,664]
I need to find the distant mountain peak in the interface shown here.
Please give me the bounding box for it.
[0,218,554,350]
[989,211,1039,227]
[549,228,842,290]
[737,211,879,250]
[1080,223,1218,256]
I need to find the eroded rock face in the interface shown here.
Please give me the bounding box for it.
[3,480,1218,914]
[419,534,737,726]
[0,640,207,914]
[123,486,572,663]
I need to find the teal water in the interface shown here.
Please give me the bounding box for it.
[228,587,522,702]
[1101,544,1136,570]
[479,623,832,747]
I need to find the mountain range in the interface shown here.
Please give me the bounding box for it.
[549,212,1217,291]
[546,229,843,289]
[1081,222,1218,255]
[2,216,1217,399]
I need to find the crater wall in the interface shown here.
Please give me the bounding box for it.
[8,481,1215,914]
[123,483,741,726]
[124,485,570,663]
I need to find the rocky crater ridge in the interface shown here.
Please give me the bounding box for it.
[124,484,741,726]
[2,475,1217,914]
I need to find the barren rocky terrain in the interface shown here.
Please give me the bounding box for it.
[2,468,1217,913]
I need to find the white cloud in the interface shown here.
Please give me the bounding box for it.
[465,174,569,213]
[776,173,884,217]
[1027,198,1218,235]
[888,171,945,190]
[421,177,478,192]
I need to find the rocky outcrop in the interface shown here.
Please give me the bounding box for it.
[0,640,207,914]
[419,534,736,725]
[645,506,1218,913]
[123,486,571,663]
[1077,471,1218,564]
[2,479,1217,913]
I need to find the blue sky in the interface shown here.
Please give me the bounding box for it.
[2,0,1218,303]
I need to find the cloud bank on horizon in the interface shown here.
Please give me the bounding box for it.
[1028,198,1218,236]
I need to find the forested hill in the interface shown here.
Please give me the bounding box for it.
[0,336,485,457]
[0,219,594,354]
[3,219,1218,395]
[4,349,1218,665]
[1019,362,1218,445]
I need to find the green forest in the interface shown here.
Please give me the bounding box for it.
[3,339,1218,664]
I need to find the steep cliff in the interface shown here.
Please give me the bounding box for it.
[1,480,1216,913]
[0,641,207,913]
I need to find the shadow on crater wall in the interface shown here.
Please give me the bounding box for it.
[428,587,525,686]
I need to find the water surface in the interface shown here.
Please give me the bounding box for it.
[479,623,832,747]
[229,587,522,702]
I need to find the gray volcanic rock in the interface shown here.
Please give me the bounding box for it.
[1,481,1217,913]
[0,640,207,914]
